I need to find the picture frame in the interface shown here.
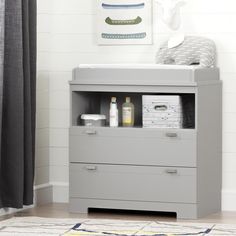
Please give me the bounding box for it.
[97,0,153,45]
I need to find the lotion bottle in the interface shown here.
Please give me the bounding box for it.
[122,97,134,127]
[109,97,119,127]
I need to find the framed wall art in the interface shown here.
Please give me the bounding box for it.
[97,0,153,45]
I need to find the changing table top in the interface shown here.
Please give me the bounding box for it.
[71,64,220,86]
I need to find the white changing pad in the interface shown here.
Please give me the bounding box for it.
[78,64,197,70]
[73,64,219,85]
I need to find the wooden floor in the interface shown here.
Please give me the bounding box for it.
[4,203,236,224]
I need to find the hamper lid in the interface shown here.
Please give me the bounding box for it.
[81,114,106,120]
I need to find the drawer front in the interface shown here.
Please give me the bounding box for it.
[70,163,197,204]
[70,127,196,167]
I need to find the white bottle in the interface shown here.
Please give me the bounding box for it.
[109,97,119,127]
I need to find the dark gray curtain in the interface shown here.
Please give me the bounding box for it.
[0,0,36,208]
[0,1,4,157]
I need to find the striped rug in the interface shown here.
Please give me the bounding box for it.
[0,217,236,235]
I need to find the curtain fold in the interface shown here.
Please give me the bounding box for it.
[0,0,4,165]
[0,0,36,208]
[0,0,4,208]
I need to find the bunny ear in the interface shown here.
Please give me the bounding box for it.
[175,0,186,7]
[155,0,165,5]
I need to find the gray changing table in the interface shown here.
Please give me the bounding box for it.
[69,64,222,219]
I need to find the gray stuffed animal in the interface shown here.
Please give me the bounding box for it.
[156,36,216,68]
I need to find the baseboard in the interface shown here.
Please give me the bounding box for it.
[51,182,69,203]
[34,183,53,206]
[34,182,68,205]
[222,189,236,211]
[0,205,34,217]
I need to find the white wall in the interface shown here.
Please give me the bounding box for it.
[37,0,236,210]
[35,0,52,205]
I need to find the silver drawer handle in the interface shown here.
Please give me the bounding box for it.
[85,166,97,171]
[85,130,97,135]
[166,132,178,138]
[165,169,178,174]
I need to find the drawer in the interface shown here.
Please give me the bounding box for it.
[70,163,197,204]
[70,127,196,167]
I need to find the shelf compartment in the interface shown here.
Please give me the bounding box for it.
[71,91,195,129]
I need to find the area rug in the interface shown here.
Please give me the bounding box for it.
[1,217,236,235]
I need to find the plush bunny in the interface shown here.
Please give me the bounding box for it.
[156,36,216,68]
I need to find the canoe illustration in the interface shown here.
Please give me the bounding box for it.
[102,3,145,9]
[101,32,147,39]
[105,16,142,25]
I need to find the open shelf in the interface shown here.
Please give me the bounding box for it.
[71,91,195,129]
